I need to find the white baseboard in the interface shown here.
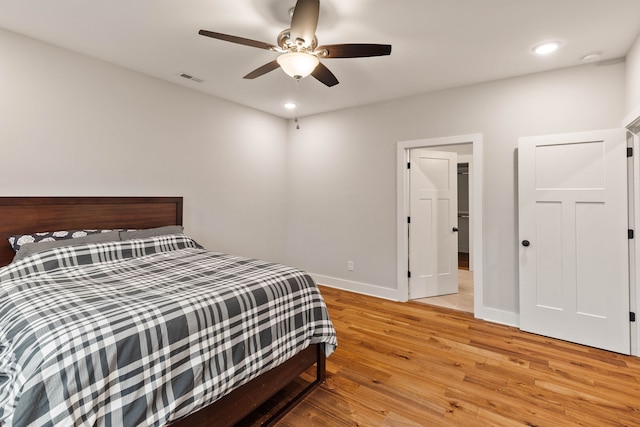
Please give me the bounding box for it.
[311,274,402,301]
[475,307,519,328]
[313,273,521,328]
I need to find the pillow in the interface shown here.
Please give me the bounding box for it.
[13,230,121,262]
[8,229,119,252]
[119,225,184,241]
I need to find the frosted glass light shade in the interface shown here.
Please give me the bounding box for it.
[277,52,320,79]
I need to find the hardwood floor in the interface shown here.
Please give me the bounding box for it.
[458,252,469,270]
[248,286,640,426]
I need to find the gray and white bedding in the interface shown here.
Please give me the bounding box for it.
[0,234,337,426]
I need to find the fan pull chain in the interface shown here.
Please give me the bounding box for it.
[294,77,301,130]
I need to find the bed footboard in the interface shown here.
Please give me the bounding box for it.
[171,343,326,426]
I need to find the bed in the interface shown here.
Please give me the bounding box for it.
[0,197,337,426]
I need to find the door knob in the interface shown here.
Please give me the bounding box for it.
[522,240,530,247]
[452,227,459,232]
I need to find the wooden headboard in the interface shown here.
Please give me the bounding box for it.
[0,197,183,267]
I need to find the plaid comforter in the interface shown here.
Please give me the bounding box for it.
[0,235,337,426]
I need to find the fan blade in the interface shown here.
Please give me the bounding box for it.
[290,0,320,46]
[316,43,392,58]
[243,60,281,79]
[199,30,277,51]
[311,62,339,87]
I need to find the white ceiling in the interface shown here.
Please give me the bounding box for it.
[1,0,639,118]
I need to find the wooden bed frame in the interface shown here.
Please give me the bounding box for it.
[0,196,326,426]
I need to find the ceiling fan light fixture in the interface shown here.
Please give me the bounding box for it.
[199,0,391,87]
[277,52,319,79]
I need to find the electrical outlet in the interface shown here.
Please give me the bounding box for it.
[347,260,354,271]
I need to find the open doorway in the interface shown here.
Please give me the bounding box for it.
[396,134,484,317]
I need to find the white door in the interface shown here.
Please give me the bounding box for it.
[518,129,630,354]
[409,149,458,299]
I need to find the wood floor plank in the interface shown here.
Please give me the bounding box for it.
[250,286,640,426]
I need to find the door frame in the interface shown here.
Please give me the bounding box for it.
[396,134,484,316]
[625,107,640,356]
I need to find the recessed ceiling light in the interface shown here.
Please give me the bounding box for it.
[533,41,562,55]
[284,102,298,110]
[581,52,602,63]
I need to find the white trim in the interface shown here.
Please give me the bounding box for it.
[396,134,485,318]
[628,129,640,357]
[476,307,519,328]
[623,104,640,133]
[311,274,401,301]
[624,107,640,357]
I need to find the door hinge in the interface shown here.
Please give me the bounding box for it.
[629,229,634,240]
[628,147,633,158]
[631,312,636,322]
[407,271,411,278]
[407,216,411,224]
[407,162,411,169]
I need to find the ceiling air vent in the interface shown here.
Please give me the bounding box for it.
[179,73,203,83]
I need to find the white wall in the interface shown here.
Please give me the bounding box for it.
[626,32,640,116]
[0,29,289,263]
[286,62,626,319]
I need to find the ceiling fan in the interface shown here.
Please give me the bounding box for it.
[198,0,392,87]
